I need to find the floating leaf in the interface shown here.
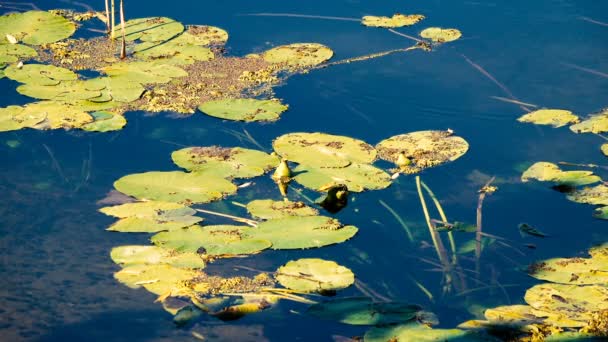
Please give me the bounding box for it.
[123,17,185,42]
[114,264,198,296]
[0,11,76,45]
[4,63,77,85]
[263,43,333,67]
[82,112,127,132]
[245,215,357,250]
[0,44,37,64]
[19,101,93,129]
[276,258,354,293]
[527,249,608,285]
[361,14,425,28]
[307,297,421,325]
[483,305,544,326]
[521,162,601,187]
[570,109,608,134]
[184,25,228,46]
[198,98,288,122]
[593,206,608,220]
[113,171,237,204]
[84,77,145,103]
[376,130,468,174]
[133,38,214,65]
[102,61,188,84]
[293,163,392,192]
[171,146,279,179]
[601,144,608,157]
[273,132,377,167]
[100,200,188,218]
[105,209,201,233]
[566,184,608,206]
[111,245,206,269]
[364,324,499,342]
[517,109,580,128]
[420,27,462,43]
[17,79,102,101]
[246,199,318,220]
[151,225,271,256]
[0,105,46,132]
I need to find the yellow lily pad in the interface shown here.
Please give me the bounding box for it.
[0,10,76,45]
[521,162,601,186]
[246,199,318,220]
[263,43,333,67]
[0,105,46,132]
[570,109,608,134]
[527,248,608,285]
[111,245,206,269]
[517,109,580,128]
[114,264,199,296]
[276,258,354,293]
[566,184,608,206]
[420,27,462,43]
[198,98,288,122]
[293,162,392,192]
[361,14,425,28]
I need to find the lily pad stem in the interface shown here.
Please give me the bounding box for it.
[194,208,258,227]
[378,199,413,243]
[475,176,495,273]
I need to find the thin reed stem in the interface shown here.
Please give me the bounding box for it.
[420,181,457,264]
[378,200,413,243]
[119,0,126,59]
[476,176,495,274]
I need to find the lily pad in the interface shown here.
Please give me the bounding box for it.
[276,258,354,293]
[198,98,288,122]
[133,39,214,65]
[361,14,425,28]
[527,251,608,285]
[521,162,601,187]
[593,206,608,220]
[4,63,78,85]
[570,109,608,134]
[307,297,421,325]
[113,171,237,204]
[82,112,127,132]
[273,132,377,167]
[263,43,333,67]
[123,17,185,43]
[364,324,499,342]
[420,27,462,43]
[601,144,608,157]
[171,146,279,179]
[566,184,608,206]
[101,201,202,233]
[293,162,392,192]
[185,25,228,46]
[19,101,93,129]
[244,215,358,249]
[246,199,318,220]
[114,264,199,296]
[0,11,76,45]
[0,44,37,64]
[83,77,145,103]
[151,225,271,256]
[376,130,469,173]
[517,109,580,128]
[483,305,544,326]
[100,200,188,218]
[0,105,46,132]
[102,61,188,84]
[111,245,206,269]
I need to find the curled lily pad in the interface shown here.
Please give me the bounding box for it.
[263,43,333,67]
[273,132,377,167]
[111,245,206,269]
[570,109,608,134]
[364,324,499,342]
[527,248,608,285]
[566,184,608,206]
[4,63,77,85]
[171,146,279,179]
[198,98,288,122]
[0,105,46,132]
[244,215,358,249]
[517,109,580,128]
[293,162,392,192]
[376,130,469,174]
[593,206,608,220]
[82,112,127,132]
[246,199,318,220]
[123,17,185,42]
[307,297,421,325]
[276,258,354,293]
[0,44,37,64]
[102,61,188,84]
[521,162,601,187]
[420,27,462,43]
[114,264,199,296]
[151,225,271,256]
[113,171,237,204]
[0,11,76,45]
[361,14,425,28]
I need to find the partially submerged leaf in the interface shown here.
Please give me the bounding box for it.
[276,258,354,293]
[521,162,601,187]
[517,109,580,128]
[519,223,549,238]
[198,98,288,122]
[566,184,608,206]
[364,323,499,342]
[361,14,425,28]
[0,11,76,45]
[307,297,421,325]
[263,43,333,67]
[113,171,237,204]
[111,245,206,269]
[246,199,318,220]
[570,109,608,134]
[420,27,462,43]
[293,162,392,192]
[593,206,608,220]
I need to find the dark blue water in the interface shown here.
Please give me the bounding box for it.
[1,0,607,341]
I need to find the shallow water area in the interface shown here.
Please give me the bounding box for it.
[1,0,608,341]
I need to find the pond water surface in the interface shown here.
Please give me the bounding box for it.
[1,0,607,341]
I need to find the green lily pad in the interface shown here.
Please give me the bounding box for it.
[420,27,462,43]
[294,162,392,192]
[244,215,358,249]
[82,112,127,132]
[171,146,279,179]
[184,25,228,46]
[246,199,318,220]
[83,77,145,103]
[100,200,187,217]
[100,201,202,232]
[4,63,77,85]
[566,184,608,206]
[364,324,499,342]
[263,43,333,67]
[133,38,214,65]
[361,14,425,28]
[527,249,608,285]
[0,44,37,64]
[16,79,103,101]
[276,258,354,293]
[123,17,185,43]
[570,109,608,134]
[521,162,601,187]
[483,305,544,326]
[19,101,93,129]
[114,264,199,296]
[198,98,288,122]
[376,130,469,174]
[273,132,377,167]
[0,105,46,132]
[0,11,76,45]
[102,61,188,84]
[113,171,237,204]
[517,109,580,128]
[593,206,608,220]
[111,245,206,269]
[307,297,421,325]
[151,225,271,256]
